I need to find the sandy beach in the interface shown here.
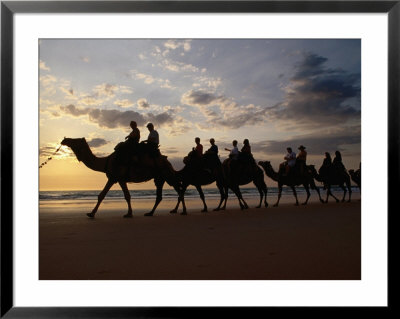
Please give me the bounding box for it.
[39,191,361,280]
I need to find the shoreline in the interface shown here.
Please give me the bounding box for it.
[40,189,361,215]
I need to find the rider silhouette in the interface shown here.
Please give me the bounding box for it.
[206,138,218,155]
[296,145,307,175]
[279,147,296,176]
[144,123,160,157]
[115,121,140,165]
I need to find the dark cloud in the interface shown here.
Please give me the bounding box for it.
[87,108,146,128]
[267,52,361,128]
[181,90,225,106]
[137,98,150,108]
[59,105,175,130]
[182,89,269,129]
[215,107,267,129]
[292,53,328,79]
[180,52,360,132]
[146,112,174,126]
[87,138,108,148]
[250,127,361,156]
[60,104,87,116]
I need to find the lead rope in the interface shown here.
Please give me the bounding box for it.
[39,144,62,169]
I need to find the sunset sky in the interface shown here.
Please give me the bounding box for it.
[39,39,361,190]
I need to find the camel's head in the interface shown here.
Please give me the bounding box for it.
[60,137,69,146]
[61,138,88,161]
[61,137,86,148]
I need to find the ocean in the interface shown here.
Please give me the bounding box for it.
[39,186,360,203]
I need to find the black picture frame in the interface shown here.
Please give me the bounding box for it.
[1,1,397,317]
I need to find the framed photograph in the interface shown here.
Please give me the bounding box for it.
[1,0,396,317]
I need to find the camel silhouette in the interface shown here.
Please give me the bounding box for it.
[258,161,323,207]
[309,165,352,203]
[348,167,361,192]
[61,138,184,218]
[221,157,268,210]
[170,150,226,215]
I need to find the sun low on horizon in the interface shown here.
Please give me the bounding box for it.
[39,39,361,191]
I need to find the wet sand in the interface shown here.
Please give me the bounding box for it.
[39,194,361,280]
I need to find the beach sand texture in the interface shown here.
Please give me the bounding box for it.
[39,195,361,280]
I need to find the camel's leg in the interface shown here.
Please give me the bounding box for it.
[291,186,300,206]
[274,185,283,207]
[172,182,187,216]
[331,187,340,202]
[340,184,347,202]
[302,184,311,205]
[178,186,187,215]
[170,185,187,214]
[172,183,187,215]
[346,181,352,203]
[144,178,165,216]
[312,182,324,203]
[221,185,229,210]
[119,182,133,218]
[170,197,181,214]
[214,180,226,211]
[261,181,268,207]
[253,181,263,208]
[347,182,352,202]
[263,184,268,208]
[324,184,331,203]
[231,185,243,209]
[228,184,247,209]
[195,185,208,212]
[236,184,249,209]
[87,179,115,218]
[326,185,339,203]
[241,194,249,209]
[256,186,263,208]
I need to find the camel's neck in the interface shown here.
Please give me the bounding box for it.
[160,158,180,187]
[265,165,279,182]
[69,143,108,173]
[175,167,185,179]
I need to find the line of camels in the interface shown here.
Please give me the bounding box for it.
[60,138,361,218]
